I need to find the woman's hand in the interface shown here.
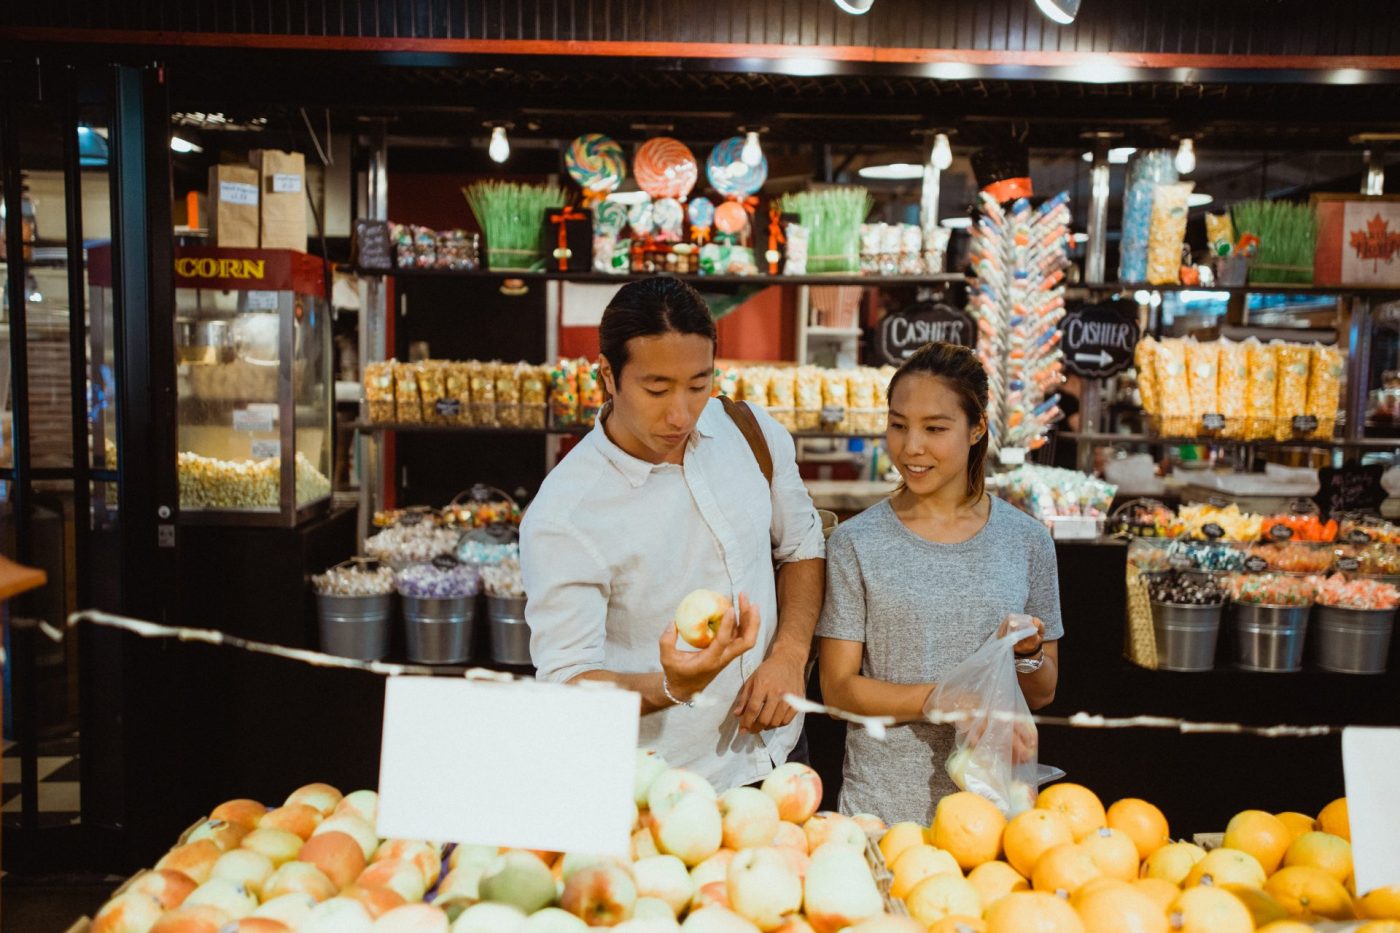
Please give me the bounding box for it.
[658,593,760,702]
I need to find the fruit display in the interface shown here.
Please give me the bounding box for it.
[86,757,926,933]
[881,783,1399,932]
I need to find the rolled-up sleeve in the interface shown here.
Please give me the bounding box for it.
[754,405,826,565]
[520,513,612,684]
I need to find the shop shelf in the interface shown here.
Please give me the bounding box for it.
[1085,281,1400,298]
[351,421,886,440]
[357,267,965,288]
[1057,430,1400,450]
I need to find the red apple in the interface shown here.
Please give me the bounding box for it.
[560,863,638,926]
[262,861,337,903]
[126,868,198,911]
[210,799,268,832]
[727,848,802,931]
[760,764,822,825]
[653,793,723,867]
[285,782,343,817]
[259,804,323,841]
[148,905,231,933]
[718,787,780,851]
[356,858,427,904]
[334,789,379,825]
[801,844,883,933]
[674,590,733,649]
[368,903,451,932]
[802,813,865,852]
[340,883,407,919]
[298,831,367,890]
[373,840,443,890]
[239,828,304,867]
[210,849,276,900]
[632,855,693,916]
[186,818,249,852]
[680,906,760,932]
[91,892,163,933]
[157,840,223,885]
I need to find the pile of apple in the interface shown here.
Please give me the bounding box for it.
[89,754,922,933]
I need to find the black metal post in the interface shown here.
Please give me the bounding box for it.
[63,65,93,610]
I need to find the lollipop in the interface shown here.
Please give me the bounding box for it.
[564,134,627,195]
[594,198,629,237]
[688,197,716,242]
[715,200,749,236]
[633,137,699,200]
[628,199,655,238]
[653,198,685,243]
[706,136,769,197]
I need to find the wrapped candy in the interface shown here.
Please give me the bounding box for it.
[1148,571,1225,606]
[468,361,497,428]
[549,359,580,428]
[481,557,526,598]
[1312,572,1399,610]
[1216,338,1248,436]
[1244,338,1278,440]
[1246,542,1335,574]
[395,561,480,600]
[1305,344,1344,440]
[783,223,809,276]
[1274,342,1312,440]
[1185,339,1220,427]
[455,539,520,566]
[312,562,396,597]
[578,362,605,426]
[1177,502,1263,543]
[364,360,397,423]
[364,523,462,567]
[1260,512,1337,543]
[1109,498,1179,538]
[1166,539,1246,573]
[1227,572,1314,607]
[997,464,1117,522]
[1134,337,1159,416]
[1128,538,1175,572]
[1146,182,1193,286]
[393,362,423,423]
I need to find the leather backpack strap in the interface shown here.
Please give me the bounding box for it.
[719,395,774,487]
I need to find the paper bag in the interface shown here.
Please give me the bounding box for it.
[251,149,307,251]
[208,165,259,248]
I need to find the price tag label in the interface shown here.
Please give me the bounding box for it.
[432,554,461,571]
[435,399,462,418]
[272,173,303,194]
[1202,523,1226,540]
[1339,557,1361,572]
[1170,556,1196,570]
[1292,415,1320,434]
[398,511,427,527]
[247,291,279,311]
[219,181,258,206]
[819,406,846,424]
[250,440,281,460]
[1348,530,1373,545]
[233,409,275,433]
[1245,556,1270,573]
[1269,524,1295,541]
[1202,413,1227,431]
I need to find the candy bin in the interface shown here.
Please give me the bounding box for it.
[1311,573,1398,674]
[312,558,396,660]
[1227,573,1315,672]
[396,558,480,664]
[1244,541,1335,575]
[1146,571,1226,671]
[1109,498,1178,538]
[131,247,333,526]
[481,557,530,666]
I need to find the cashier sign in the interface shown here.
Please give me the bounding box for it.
[378,677,640,857]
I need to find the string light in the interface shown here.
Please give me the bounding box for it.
[1175,137,1197,175]
[488,125,510,164]
[931,133,953,171]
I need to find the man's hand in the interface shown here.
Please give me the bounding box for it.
[733,647,806,734]
[659,593,760,703]
[998,614,1046,657]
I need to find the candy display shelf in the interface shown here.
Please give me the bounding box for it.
[357,267,966,288]
[1085,280,1400,297]
[1058,430,1400,449]
[353,421,886,440]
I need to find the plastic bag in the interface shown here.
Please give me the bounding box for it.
[924,616,1064,817]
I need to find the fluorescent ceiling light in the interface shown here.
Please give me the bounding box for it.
[169,135,203,154]
[941,216,974,229]
[858,163,925,180]
[1034,0,1081,25]
[1080,147,1136,164]
[1187,193,1214,208]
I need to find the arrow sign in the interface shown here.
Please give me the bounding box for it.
[1061,299,1140,379]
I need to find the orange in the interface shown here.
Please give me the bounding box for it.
[1223,810,1293,874]
[1183,847,1267,889]
[1036,783,1107,843]
[1283,831,1352,883]
[1275,812,1316,841]
[879,822,928,868]
[1357,923,1400,933]
[1223,883,1290,927]
[967,860,1029,908]
[1074,882,1168,933]
[1080,826,1139,882]
[928,918,987,933]
[890,845,962,900]
[984,890,1087,933]
[931,791,1006,871]
[905,873,983,927]
[1031,843,1102,897]
[1316,797,1350,841]
[1106,799,1170,861]
[1133,878,1181,911]
[1257,922,1316,932]
[1071,877,1131,907]
[1359,885,1400,920]
[1168,886,1254,933]
[1003,809,1075,878]
[1141,842,1207,886]
[1265,865,1356,921]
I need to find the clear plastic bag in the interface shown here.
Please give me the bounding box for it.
[924,615,1064,817]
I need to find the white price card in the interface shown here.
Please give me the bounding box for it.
[1342,726,1400,895]
[219,181,258,206]
[246,291,279,311]
[250,440,280,460]
[233,409,274,433]
[272,172,303,194]
[378,676,639,857]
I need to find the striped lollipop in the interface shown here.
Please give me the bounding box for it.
[633,138,699,200]
[706,136,768,197]
[565,134,627,194]
[687,197,716,229]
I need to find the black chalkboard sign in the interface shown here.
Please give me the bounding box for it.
[1315,463,1387,520]
[875,300,975,365]
[1061,299,1140,379]
[354,219,393,272]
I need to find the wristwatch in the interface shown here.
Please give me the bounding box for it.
[1014,646,1046,674]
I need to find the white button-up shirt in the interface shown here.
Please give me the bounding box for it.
[521,397,826,791]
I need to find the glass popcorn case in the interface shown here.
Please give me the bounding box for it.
[172,248,333,525]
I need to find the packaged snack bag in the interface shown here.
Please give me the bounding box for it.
[470,361,498,428]
[1274,342,1312,440]
[495,362,521,428]
[1135,336,1159,415]
[394,361,423,423]
[1305,344,1344,440]
[1185,339,1220,426]
[1146,182,1194,285]
[1216,338,1249,437]
[1243,338,1278,440]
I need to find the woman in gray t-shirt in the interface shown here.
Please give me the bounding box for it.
[816,342,1063,825]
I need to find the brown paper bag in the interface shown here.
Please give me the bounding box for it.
[250,149,307,251]
[208,165,259,248]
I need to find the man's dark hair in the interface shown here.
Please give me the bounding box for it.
[599,277,716,383]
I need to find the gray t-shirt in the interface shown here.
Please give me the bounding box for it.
[816,495,1064,825]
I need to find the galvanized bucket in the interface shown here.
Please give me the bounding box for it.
[402,595,475,664]
[1149,601,1223,672]
[1232,602,1310,672]
[316,592,393,661]
[487,595,532,666]
[1313,605,1395,675]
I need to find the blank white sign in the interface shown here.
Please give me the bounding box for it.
[377,677,639,857]
[1342,726,1400,895]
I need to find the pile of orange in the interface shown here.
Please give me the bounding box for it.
[880,784,1400,932]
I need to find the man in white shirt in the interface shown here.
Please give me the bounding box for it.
[521,278,826,790]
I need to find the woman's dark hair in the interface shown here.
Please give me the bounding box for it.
[599,277,716,385]
[887,341,990,504]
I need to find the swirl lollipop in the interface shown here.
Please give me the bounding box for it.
[633,138,699,201]
[628,199,655,239]
[706,136,768,197]
[688,197,716,242]
[653,198,685,243]
[715,200,750,236]
[565,134,627,194]
[594,199,629,237]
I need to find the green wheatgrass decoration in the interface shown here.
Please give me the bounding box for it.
[1231,199,1319,285]
[463,181,569,271]
[779,186,873,275]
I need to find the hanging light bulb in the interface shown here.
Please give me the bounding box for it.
[931,133,953,171]
[1175,137,1196,175]
[488,125,510,164]
[741,130,763,167]
[1034,0,1080,24]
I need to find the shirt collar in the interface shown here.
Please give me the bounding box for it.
[590,398,720,488]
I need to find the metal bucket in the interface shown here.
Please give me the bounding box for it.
[402,595,475,664]
[1150,601,1223,672]
[1313,605,1395,675]
[1232,603,1310,672]
[487,595,532,666]
[316,593,393,661]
